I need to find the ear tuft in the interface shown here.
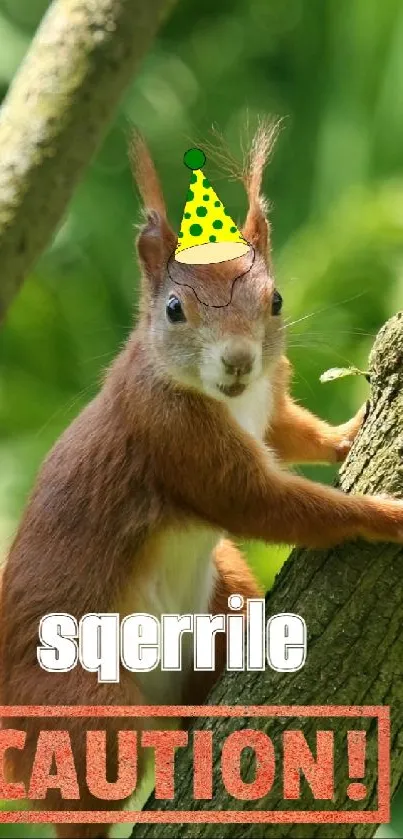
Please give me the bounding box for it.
[130,132,176,287]
[129,131,167,218]
[245,118,280,202]
[242,118,281,265]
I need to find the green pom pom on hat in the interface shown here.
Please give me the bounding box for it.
[183,148,206,171]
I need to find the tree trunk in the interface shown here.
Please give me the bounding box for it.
[131,311,403,839]
[0,0,176,322]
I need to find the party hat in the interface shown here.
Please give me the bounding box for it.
[175,148,250,265]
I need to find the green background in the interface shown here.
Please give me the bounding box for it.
[0,0,403,836]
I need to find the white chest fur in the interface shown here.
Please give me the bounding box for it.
[226,376,272,441]
[135,527,218,619]
[126,526,219,704]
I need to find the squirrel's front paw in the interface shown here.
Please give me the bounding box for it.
[334,404,368,462]
[335,438,354,462]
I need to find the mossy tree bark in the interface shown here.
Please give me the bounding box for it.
[132,312,403,839]
[0,0,176,322]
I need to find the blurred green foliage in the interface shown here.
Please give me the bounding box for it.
[1,0,403,836]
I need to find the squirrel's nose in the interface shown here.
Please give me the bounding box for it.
[221,343,255,377]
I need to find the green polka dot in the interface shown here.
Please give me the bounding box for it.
[190,173,197,184]
[224,209,230,215]
[189,223,203,237]
[203,178,210,188]
[214,200,221,207]
[212,219,223,230]
[203,194,210,201]
[209,235,217,242]
[230,226,237,233]
[178,232,183,237]
[184,212,191,219]
[184,148,206,170]
[187,189,194,201]
[196,206,207,217]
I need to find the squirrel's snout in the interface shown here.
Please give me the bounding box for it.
[201,339,262,399]
[220,342,256,378]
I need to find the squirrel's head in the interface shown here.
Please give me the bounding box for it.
[131,125,284,401]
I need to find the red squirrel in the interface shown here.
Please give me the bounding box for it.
[1,127,403,839]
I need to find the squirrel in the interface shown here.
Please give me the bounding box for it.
[1,127,403,839]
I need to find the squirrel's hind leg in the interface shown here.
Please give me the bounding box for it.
[183,538,262,707]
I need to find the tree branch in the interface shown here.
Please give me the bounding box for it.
[132,312,403,839]
[0,0,176,321]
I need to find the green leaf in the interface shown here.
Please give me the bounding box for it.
[319,366,366,383]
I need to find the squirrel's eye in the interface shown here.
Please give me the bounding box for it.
[271,289,283,316]
[166,295,186,324]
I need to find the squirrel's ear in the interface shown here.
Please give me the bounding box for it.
[242,120,280,268]
[243,198,270,264]
[136,210,176,285]
[130,132,176,286]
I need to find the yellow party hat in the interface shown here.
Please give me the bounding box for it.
[175,148,250,265]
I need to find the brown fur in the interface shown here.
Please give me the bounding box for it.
[1,128,403,838]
